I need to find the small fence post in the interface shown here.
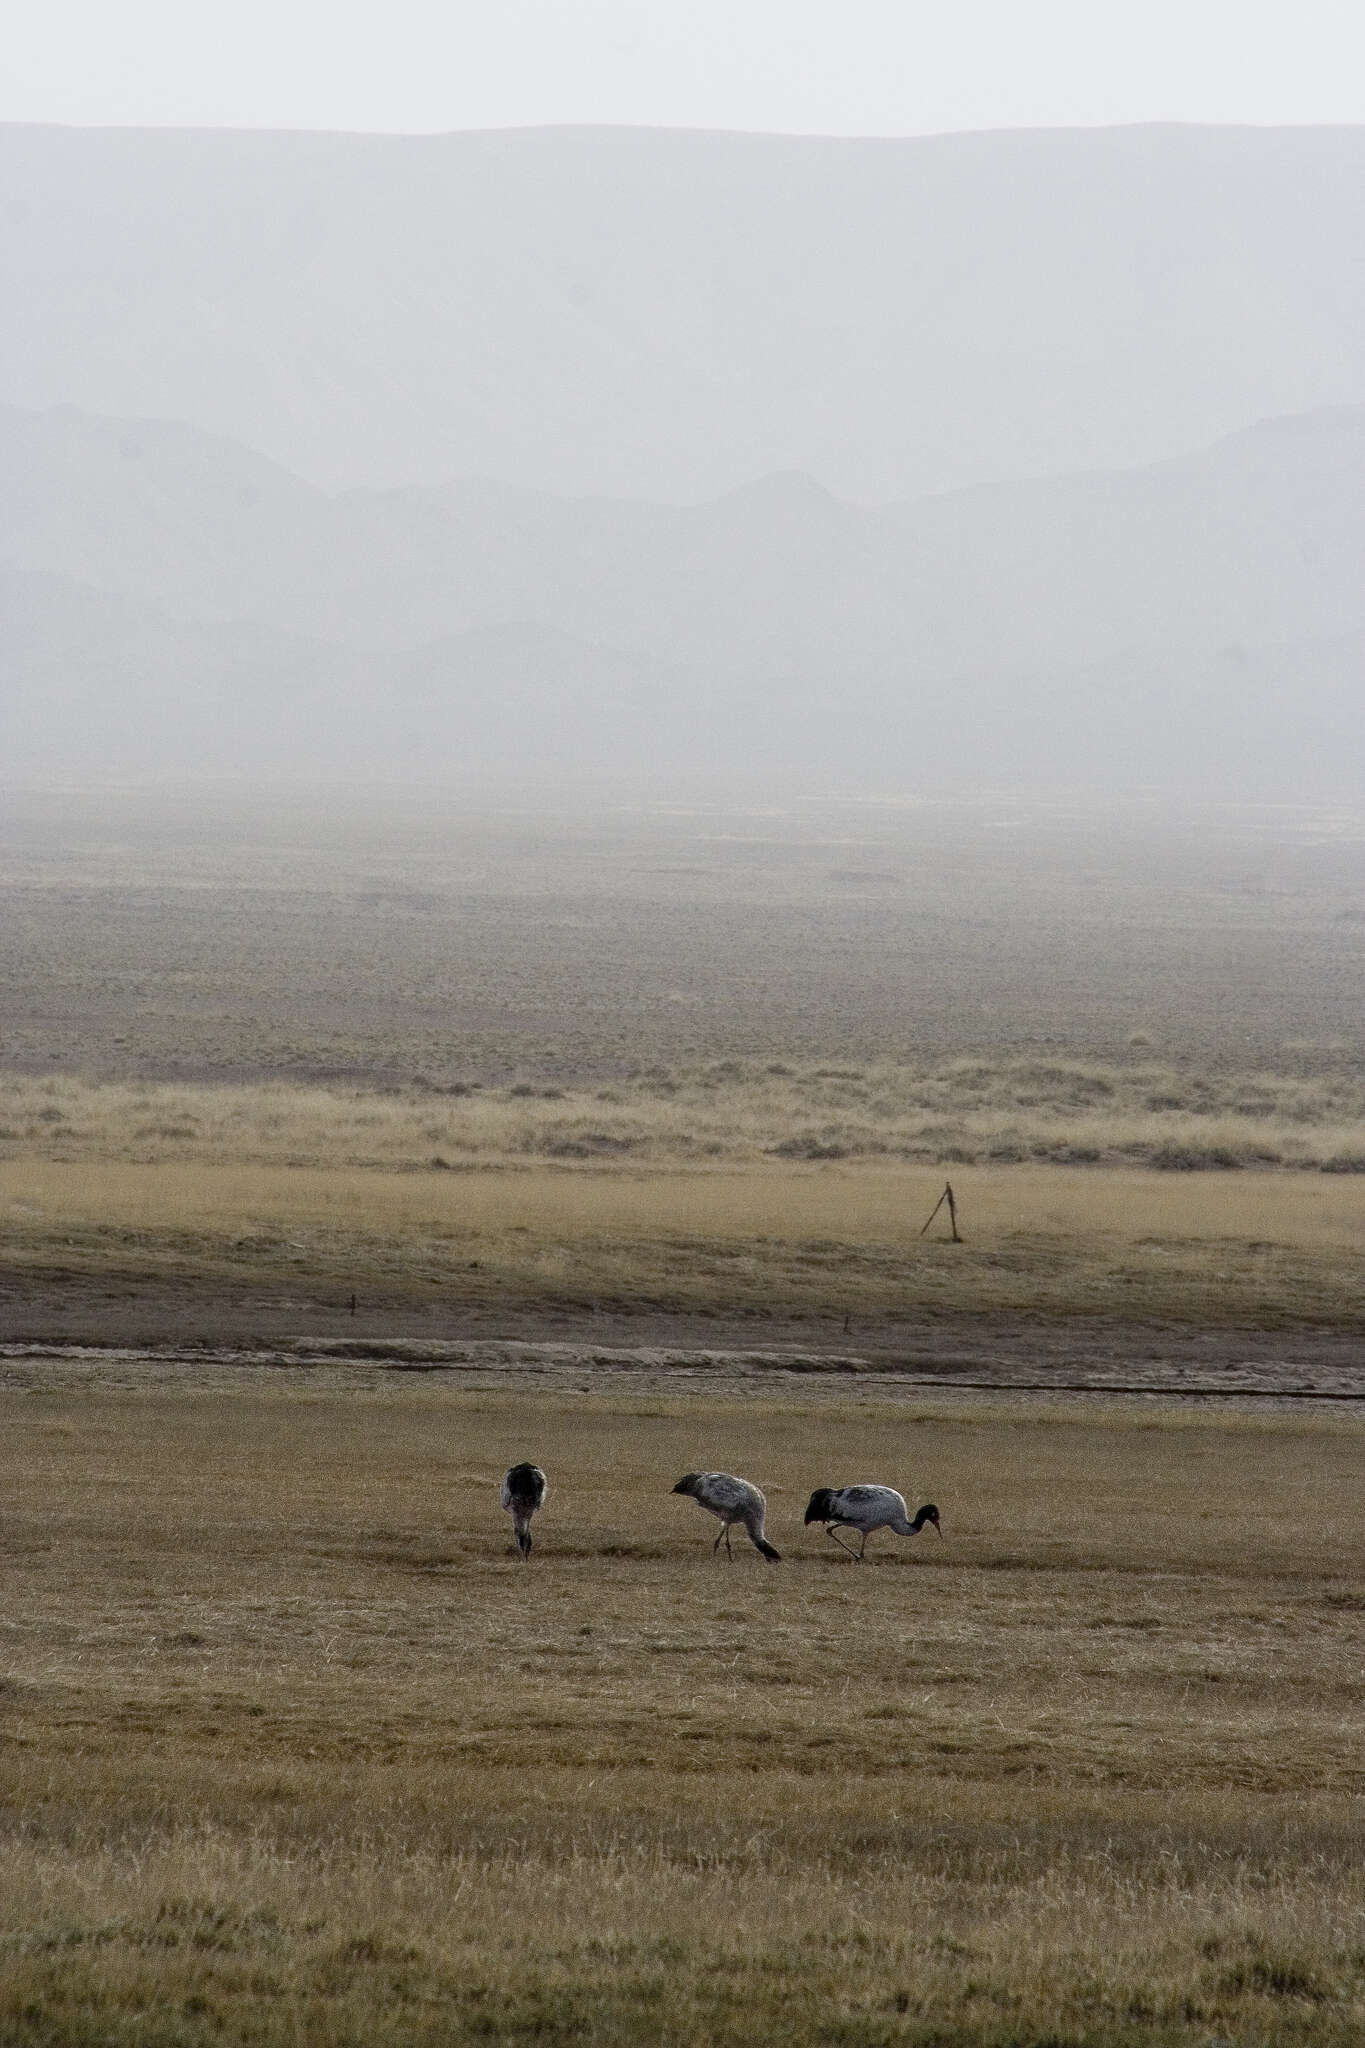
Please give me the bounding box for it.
[918,1181,963,1243]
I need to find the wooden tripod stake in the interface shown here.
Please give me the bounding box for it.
[918,1181,962,1243]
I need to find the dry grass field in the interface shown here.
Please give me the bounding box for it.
[7,1052,1365,1174]
[6,1153,1365,1336]
[4,790,1365,1342]
[2,1370,1365,2046]
[3,789,1365,2040]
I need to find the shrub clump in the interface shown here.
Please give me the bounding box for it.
[542,1131,639,1158]
[769,1135,851,1161]
[1149,1142,1247,1171]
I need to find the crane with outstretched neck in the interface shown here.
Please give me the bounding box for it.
[804,1486,940,1561]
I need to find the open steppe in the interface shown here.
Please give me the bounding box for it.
[2,1371,1364,2046]
[4,787,1365,1348]
[7,785,1365,1083]
[2,788,1365,2041]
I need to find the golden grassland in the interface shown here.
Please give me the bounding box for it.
[4,793,1365,1339]
[2,1376,1364,2045]
[6,1058,1365,1174]
[4,799,1365,2039]
[6,1145,1365,1328]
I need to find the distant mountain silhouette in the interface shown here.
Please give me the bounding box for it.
[3,123,1363,500]
[4,398,1362,792]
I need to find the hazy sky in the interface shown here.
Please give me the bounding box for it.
[3,0,1364,135]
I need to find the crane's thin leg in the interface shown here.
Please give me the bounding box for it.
[826,1524,862,1561]
[713,1527,725,1554]
[858,1531,868,1561]
[724,1525,734,1560]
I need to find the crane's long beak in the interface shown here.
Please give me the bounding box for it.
[934,1521,943,1537]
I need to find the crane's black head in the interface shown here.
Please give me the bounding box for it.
[914,1503,942,1536]
[803,1488,836,1526]
[672,1474,701,1497]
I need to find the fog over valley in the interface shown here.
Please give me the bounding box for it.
[2,120,1363,793]
[3,395,1362,791]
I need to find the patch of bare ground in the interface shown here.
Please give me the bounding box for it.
[5,787,1365,1092]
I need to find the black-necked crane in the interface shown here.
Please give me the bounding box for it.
[500,1463,548,1557]
[803,1486,940,1561]
[672,1472,781,1561]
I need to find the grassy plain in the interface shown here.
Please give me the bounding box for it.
[3,789,1365,2041]
[2,1373,1364,2046]
[5,1153,1365,1332]
[4,788,1365,1337]
[7,1052,1365,1173]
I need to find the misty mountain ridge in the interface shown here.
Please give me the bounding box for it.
[5,122,1364,503]
[3,396,1362,792]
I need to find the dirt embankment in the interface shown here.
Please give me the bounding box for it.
[3,1271,1363,1404]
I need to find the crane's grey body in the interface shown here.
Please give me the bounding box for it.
[672,1472,781,1561]
[803,1485,940,1561]
[500,1462,548,1557]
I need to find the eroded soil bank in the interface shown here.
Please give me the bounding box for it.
[3,1291,1363,1407]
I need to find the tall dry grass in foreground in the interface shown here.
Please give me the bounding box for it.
[2,1375,1364,2043]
